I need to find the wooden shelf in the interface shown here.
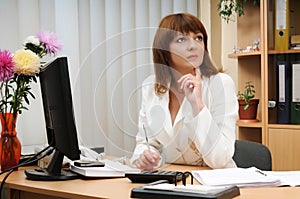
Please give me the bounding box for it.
[237,120,263,128]
[232,0,300,170]
[228,51,261,58]
[268,49,300,54]
[268,124,300,130]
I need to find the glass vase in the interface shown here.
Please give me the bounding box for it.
[0,113,22,171]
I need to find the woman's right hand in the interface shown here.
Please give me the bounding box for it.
[134,150,161,170]
[178,68,204,116]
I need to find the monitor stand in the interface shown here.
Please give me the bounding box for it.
[24,168,78,181]
[24,150,79,181]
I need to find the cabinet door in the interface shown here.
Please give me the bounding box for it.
[268,128,300,171]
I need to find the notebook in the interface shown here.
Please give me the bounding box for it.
[69,160,140,177]
[131,180,240,199]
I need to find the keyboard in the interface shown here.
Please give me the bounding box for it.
[125,170,184,183]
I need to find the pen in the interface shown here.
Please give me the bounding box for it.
[143,124,150,151]
[255,169,267,176]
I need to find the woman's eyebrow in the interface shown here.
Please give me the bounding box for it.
[175,32,185,36]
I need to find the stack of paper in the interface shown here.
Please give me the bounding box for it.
[265,170,300,187]
[70,160,140,177]
[192,167,281,188]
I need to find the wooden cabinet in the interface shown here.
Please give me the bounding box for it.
[230,0,300,170]
[269,127,300,170]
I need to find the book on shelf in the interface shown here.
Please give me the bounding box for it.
[274,0,289,50]
[290,44,300,50]
[290,61,300,124]
[276,61,291,124]
[291,35,300,45]
[290,35,300,50]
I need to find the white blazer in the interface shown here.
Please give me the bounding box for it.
[130,73,238,169]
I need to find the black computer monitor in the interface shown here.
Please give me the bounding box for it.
[25,57,81,180]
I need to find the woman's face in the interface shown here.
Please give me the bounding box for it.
[169,31,204,75]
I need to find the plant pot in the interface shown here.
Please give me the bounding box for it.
[238,99,259,121]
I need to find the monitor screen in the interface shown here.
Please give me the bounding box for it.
[25,57,81,180]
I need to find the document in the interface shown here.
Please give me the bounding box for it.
[69,160,140,177]
[265,170,300,187]
[192,167,282,188]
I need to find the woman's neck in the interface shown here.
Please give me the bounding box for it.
[169,86,184,125]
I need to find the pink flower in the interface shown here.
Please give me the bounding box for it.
[0,50,15,81]
[36,30,63,55]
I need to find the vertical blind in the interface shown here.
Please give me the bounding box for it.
[0,0,199,157]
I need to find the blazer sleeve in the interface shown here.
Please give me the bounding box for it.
[184,73,238,168]
[130,75,164,167]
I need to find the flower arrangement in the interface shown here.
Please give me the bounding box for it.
[0,30,62,127]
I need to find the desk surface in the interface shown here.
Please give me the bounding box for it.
[2,164,300,199]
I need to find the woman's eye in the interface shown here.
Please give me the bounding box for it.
[176,37,186,43]
[195,35,203,41]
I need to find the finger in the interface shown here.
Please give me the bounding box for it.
[183,77,195,90]
[144,153,155,164]
[143,150,158,164]
[149,151,161,164]
[139,156,150,168]
[145,151,161,167]
[135,159,144,169]
[178,74,193,89]
[177,73,191,84]
[184,79,194,90]
[137,158,154,170]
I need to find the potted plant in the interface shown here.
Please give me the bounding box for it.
[237,81,259,121]
[217,0,260,23]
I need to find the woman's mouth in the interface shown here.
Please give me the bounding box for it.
[187,55,198,60]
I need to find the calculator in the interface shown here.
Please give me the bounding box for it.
[125,170,184,183]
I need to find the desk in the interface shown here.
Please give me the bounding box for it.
[1,165,300,199]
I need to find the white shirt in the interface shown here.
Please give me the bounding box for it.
[130,73,238,169]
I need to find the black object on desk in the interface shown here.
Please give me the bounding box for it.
[74,161,105,167]
[130,180,240,199]
[125,170,185,184]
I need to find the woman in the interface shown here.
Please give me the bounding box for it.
[130,13,238,170]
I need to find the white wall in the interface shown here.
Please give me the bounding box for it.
[0,0,238,157]
[0,0,202,157]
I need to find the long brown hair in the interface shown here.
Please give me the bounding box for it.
[152,13,218,95]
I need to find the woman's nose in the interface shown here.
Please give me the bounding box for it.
[187,38,197,51]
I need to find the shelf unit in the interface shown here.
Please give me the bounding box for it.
[229,0,300,171]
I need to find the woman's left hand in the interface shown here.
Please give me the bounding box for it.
[178,68,204,115]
